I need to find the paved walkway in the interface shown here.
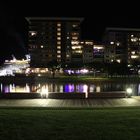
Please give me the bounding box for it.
[0,96,140,108]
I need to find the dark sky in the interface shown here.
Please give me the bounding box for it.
[0,1,140,61]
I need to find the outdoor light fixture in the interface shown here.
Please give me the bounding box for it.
[126,88,132,97]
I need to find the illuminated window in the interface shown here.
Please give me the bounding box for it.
[116,59,121,63]
[57,46,61,49]
[71,41,79,45]
[72,24,78,28]
[131,51,135,55]
[57,28,61,31]
[29,31,37,36]
[57,50,61,53]
[41,45,44,48]
[57,23,61,27]
[71,32,78,36]
[66,54,70,58]
[57,37,61,40]
[67,37,70,39]
[131,37,138,42]
[110,42,114,45]
[131,55,139,59]
[116,42,120,46]
[75,50,82,53]
[131,35,134,37]
[57,55,61,58]
[72,46,82,49]
[57,33,61,36]
[85,42,93,45]
[72,37,78,40]
[57,41,61,45]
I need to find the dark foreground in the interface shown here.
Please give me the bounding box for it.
[0,107,140,140]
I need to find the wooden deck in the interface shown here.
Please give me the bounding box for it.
[0,96,140,108]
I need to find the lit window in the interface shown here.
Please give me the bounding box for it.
[41,45,44,48]
[116,59,121,63]
[131,55,139,59]
[30,31,37,36]
[72,37,78,40]
[131,35,134,37]
[72,24,78,28]
[110,42,114,45]
[66,54,70,58]
[57,23,61,27]
[57,33,61,36]
[57,41,61,45]
[57,50,61,53]
[57,46,61,49]
[71,32,78,36]
[67,37,70,39]
[75,50,82,53]
[72,46,82,49]
[85,42,93,45]
[57,55,61,58]
[71,41,79,45]
[57,37,61,40]
[131,37,138,42]
[116,42,120,46]
[131,51,135,55]
[57,28,61,31]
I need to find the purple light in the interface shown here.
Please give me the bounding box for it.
[64,84,74,92]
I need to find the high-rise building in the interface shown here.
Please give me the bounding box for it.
[82,40,94,63]
[103,28,140,64]
[26,17,84,67]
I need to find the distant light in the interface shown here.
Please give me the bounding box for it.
[96,86,101,92]
[116,42,120,46]
[80,69,89,74]
[126,88,132,94]
[116,59,121,63]
[41,45,44,48]
[110,42,114,45]
[131,55,138,59]
[131,51,135,55]
[126,88,132,97]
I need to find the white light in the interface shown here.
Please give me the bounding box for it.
[131,55,138,59]
[126,88,132,94]
[110,42,114,45]
[80,69,89,73]
[116,59,121,63]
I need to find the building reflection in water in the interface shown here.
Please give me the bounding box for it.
[0,82,140,96]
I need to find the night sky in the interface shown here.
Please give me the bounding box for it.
[0,1,140,62]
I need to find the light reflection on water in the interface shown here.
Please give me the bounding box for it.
[0,82,139,96]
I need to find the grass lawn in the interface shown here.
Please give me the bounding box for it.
[0,107,140,140]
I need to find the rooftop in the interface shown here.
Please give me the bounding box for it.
[105,27,140,32]
[26,17,84,23]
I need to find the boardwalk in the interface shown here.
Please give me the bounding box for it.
[0,96,140,108]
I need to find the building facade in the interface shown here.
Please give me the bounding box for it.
[82,41,94,63]
[103,28,140,64]
[26,17,83,67]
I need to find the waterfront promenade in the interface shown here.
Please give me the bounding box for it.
[0,96,140,108]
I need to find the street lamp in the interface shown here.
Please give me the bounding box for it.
[126,88,132,98]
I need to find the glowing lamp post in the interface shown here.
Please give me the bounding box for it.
[126,88,132,98]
